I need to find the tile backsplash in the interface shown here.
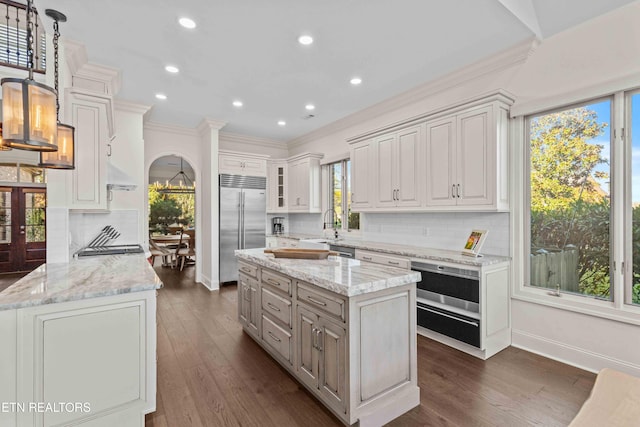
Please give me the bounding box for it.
[289,211,510,256]
[69,210,140,256]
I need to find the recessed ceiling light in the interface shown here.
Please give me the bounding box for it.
[350,77,362,85]
[155,93,167,100]
[278,120,286,126]
[232,100,243,108]
[165,65,179,73]
[305,104,315,111]
[298,35,313,45]
[179,17,196,29]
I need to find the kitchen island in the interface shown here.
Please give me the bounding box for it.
[235,248,421,427]
[0,254,161,427]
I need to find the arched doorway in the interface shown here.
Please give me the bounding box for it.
[148,155,196,270]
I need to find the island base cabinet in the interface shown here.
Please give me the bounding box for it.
[238,273,260,339]
[0,291,156,427]
[296,305,347,416]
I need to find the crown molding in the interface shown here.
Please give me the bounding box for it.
[144,122,200,138]
[220,132,288,150]
[115,99,152,115]
[63,38,122,95]
[288,38,537,149]
[197,118,227,135]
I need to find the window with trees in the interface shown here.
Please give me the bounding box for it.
[527,92,640,307]
[329,159,359,231]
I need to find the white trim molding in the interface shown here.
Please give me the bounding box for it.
[220,132,288,151]
[144,121,200,137]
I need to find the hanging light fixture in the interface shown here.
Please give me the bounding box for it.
[158,158,195,194]
[39,9,74,169]
[1,0,58,152]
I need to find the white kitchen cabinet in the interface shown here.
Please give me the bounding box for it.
[287,153,323,213]
[275,237,299,248]
[374,125,422,209]
[267,160,288,212]
[424,102,509,210]
[355,249,410,269]
[219,150,269,177]
[66,89,112,210]
[350,139,373,210]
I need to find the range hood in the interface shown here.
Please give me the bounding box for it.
[107,163,137,191]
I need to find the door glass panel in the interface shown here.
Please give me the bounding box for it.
[0,164,18,182]
[0,190,11,243]
[25,192,46,243]
[529,100,612,300]
[20,164,45,183]
[330,163,342,228]
[630,93,640,305]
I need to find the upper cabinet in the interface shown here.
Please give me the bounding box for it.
[267,160,288,213]
[348,91,512,213]
[287,153,323,213]
[425,103,509,210]
[218,150,269,177]
[373,125,422,209]
[66,89,112,210]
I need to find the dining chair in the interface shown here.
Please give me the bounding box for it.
[149,237,174,267]
[175,229,196,271]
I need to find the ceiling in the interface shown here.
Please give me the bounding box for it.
[35,0,637,143]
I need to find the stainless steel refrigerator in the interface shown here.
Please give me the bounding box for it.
[219,174,266,283]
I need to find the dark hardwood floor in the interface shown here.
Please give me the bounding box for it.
[0,271,28,292]
[146,265,595,427]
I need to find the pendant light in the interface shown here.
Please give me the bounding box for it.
[39,9,75,169]
[0,124,12,151]
[158,158,195,194]
[1,0,58,152]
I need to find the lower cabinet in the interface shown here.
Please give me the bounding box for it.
[297,305,347,415]
[238,273,260,339]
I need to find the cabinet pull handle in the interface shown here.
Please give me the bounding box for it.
[267,331,281,342]
[362,256,372,261]
[107,144,112,157]
[351,193,355,203]
[312,327,318,349]
[316,329,323,351]
[396,188,400,201]
[417,305,479,327]
[306,295,327,306]
[241,266,251,273]
[388,261,400,265]
[267,302,281,312]
[452,185,455,198]
[457,184,460,198]
[267,278,280,286]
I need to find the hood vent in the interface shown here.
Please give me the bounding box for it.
[107,163,137,191]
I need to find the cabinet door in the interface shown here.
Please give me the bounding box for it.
[275,164,287,210]
[288,159,310,210]
[69,98,109,209]
[457,106,493,206]
[242,157,267,176]
[425,116,456,206]
[239,275,251,326]
[375,134,397,208]
[396,126,422,207]
[219,154,246,175]
[297,306,320,390]
[318,319,347,415]
[249,280,260,337]
[350,140,372,210]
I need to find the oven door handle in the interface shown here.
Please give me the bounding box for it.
[417,304,479,327]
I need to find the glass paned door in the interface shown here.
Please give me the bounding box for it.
[529,100,612,300]
[629,93,640,305]
[0,187,46,273]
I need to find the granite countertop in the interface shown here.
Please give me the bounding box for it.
[267,233,509,267]
[0,254,163,311]
[235,248,420,297]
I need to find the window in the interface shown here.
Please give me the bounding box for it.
[328,159,359,231]
[526,91,640,307]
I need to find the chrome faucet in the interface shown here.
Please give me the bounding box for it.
[323,208,338,238]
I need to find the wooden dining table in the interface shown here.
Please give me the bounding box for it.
[150,234,190,245]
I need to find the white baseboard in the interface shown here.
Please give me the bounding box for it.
[200,274,219,291]
[512,329,640,377]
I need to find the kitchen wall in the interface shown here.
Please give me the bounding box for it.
[68,210,140,256]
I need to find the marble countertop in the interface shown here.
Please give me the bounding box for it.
[267,233,509,267]
[235,248,420,297]
[0,254,163,311]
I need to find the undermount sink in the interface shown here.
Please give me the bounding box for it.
[299,238,330,250]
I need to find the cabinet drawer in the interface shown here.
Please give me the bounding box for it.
[355,250,410,269]
[297,283,345,323]
[262,315,292,362]
[238,261,258,279]
[262,269,292,295]
[261,287,292,328]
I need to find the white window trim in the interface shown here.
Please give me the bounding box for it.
[511,105,640,327]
